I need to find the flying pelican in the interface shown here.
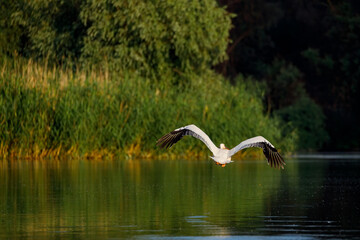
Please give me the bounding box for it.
[157,124,285,169]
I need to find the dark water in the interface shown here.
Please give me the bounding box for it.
[1,155,360,239]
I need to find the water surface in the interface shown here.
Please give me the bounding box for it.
[1,154,360,239]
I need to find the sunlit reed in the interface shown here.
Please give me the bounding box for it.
[0,56,296,159]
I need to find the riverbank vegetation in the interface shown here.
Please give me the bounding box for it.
[0,56,295,158]
[1,0,350,159]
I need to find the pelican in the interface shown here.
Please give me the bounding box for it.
[157,124,285,169]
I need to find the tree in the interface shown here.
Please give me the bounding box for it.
[80,0,232,78]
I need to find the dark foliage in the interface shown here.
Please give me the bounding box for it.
[217,0,360,150]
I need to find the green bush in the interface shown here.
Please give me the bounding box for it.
[275,96,328,151]
[263,59,306,111]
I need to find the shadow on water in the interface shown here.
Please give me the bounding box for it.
[0,154,360,239]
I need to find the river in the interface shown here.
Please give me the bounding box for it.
[1,154,359,239]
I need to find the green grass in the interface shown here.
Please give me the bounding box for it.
[0,56,296,158]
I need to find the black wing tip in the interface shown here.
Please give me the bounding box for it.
[156,133,172,149]
[263,143,286,170]
[156,129,185,149]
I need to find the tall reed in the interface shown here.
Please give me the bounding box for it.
[0,57,296,158]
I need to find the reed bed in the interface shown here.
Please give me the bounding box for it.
[0,57,296,159]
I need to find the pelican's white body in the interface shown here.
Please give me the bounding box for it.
[211,148,232,164]
[208,143,231,164]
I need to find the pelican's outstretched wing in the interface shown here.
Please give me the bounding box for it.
[228,136,285,169]
[156,124,218,155]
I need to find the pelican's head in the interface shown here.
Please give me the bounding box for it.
[220,143,226,149]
